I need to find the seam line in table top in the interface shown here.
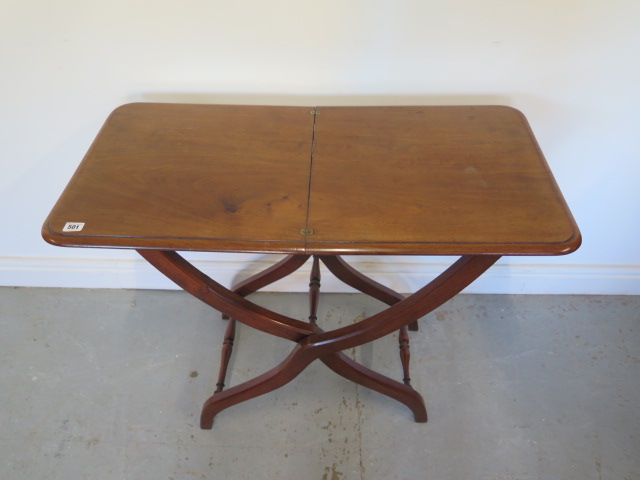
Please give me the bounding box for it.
[303,108,318,245]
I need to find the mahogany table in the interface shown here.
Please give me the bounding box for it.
[42,103,581,429]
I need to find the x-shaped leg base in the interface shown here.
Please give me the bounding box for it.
[138,251,500,429]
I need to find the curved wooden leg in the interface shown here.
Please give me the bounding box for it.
[215,254,310,391]
[232,254,310,297]
[299,255,499,424]
[222,254,310,319]
[321,351,427,422]
[201,344,315,429]
[140,250,499,427]
[319,256,418,331]
[320,255,416,384]
[319,255,404,305]
[137,250,315,342]
[304,255,501,355]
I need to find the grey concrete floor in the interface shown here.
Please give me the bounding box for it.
[1,287,638,480]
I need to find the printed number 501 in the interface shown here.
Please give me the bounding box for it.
[63,222,85,232]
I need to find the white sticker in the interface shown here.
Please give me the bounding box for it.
[63,222,85,232]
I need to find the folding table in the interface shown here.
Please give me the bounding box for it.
[43,103,581,428]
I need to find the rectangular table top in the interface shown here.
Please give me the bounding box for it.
[42,103,581,256]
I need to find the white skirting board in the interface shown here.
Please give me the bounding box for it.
[1,255,638,295]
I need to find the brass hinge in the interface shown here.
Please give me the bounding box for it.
[299,228,315,235]
[310,109,319,115]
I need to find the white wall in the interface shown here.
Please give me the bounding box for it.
[1,0,638,294]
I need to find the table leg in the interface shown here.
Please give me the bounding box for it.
[320,350,426,422]
[214,317,236,393]
[216,254,310,390]
[308,256,321,325]
[137,250,316,342]
[302,255,500,354]
[230,254,311,298]
[200,343,316,429]
[399,325,411,386]
[138,250,500,428]
[320,255,416,388]
[319,256,418,331]
[222,254,310,318]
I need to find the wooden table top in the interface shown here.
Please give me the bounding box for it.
[42,103,580,255]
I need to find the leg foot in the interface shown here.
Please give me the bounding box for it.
[200,344,314,428]
[321,351,427,422]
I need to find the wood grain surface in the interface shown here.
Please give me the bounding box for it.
[43,103,314,253]
[43,103,580,255]
[306,106,580,254]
